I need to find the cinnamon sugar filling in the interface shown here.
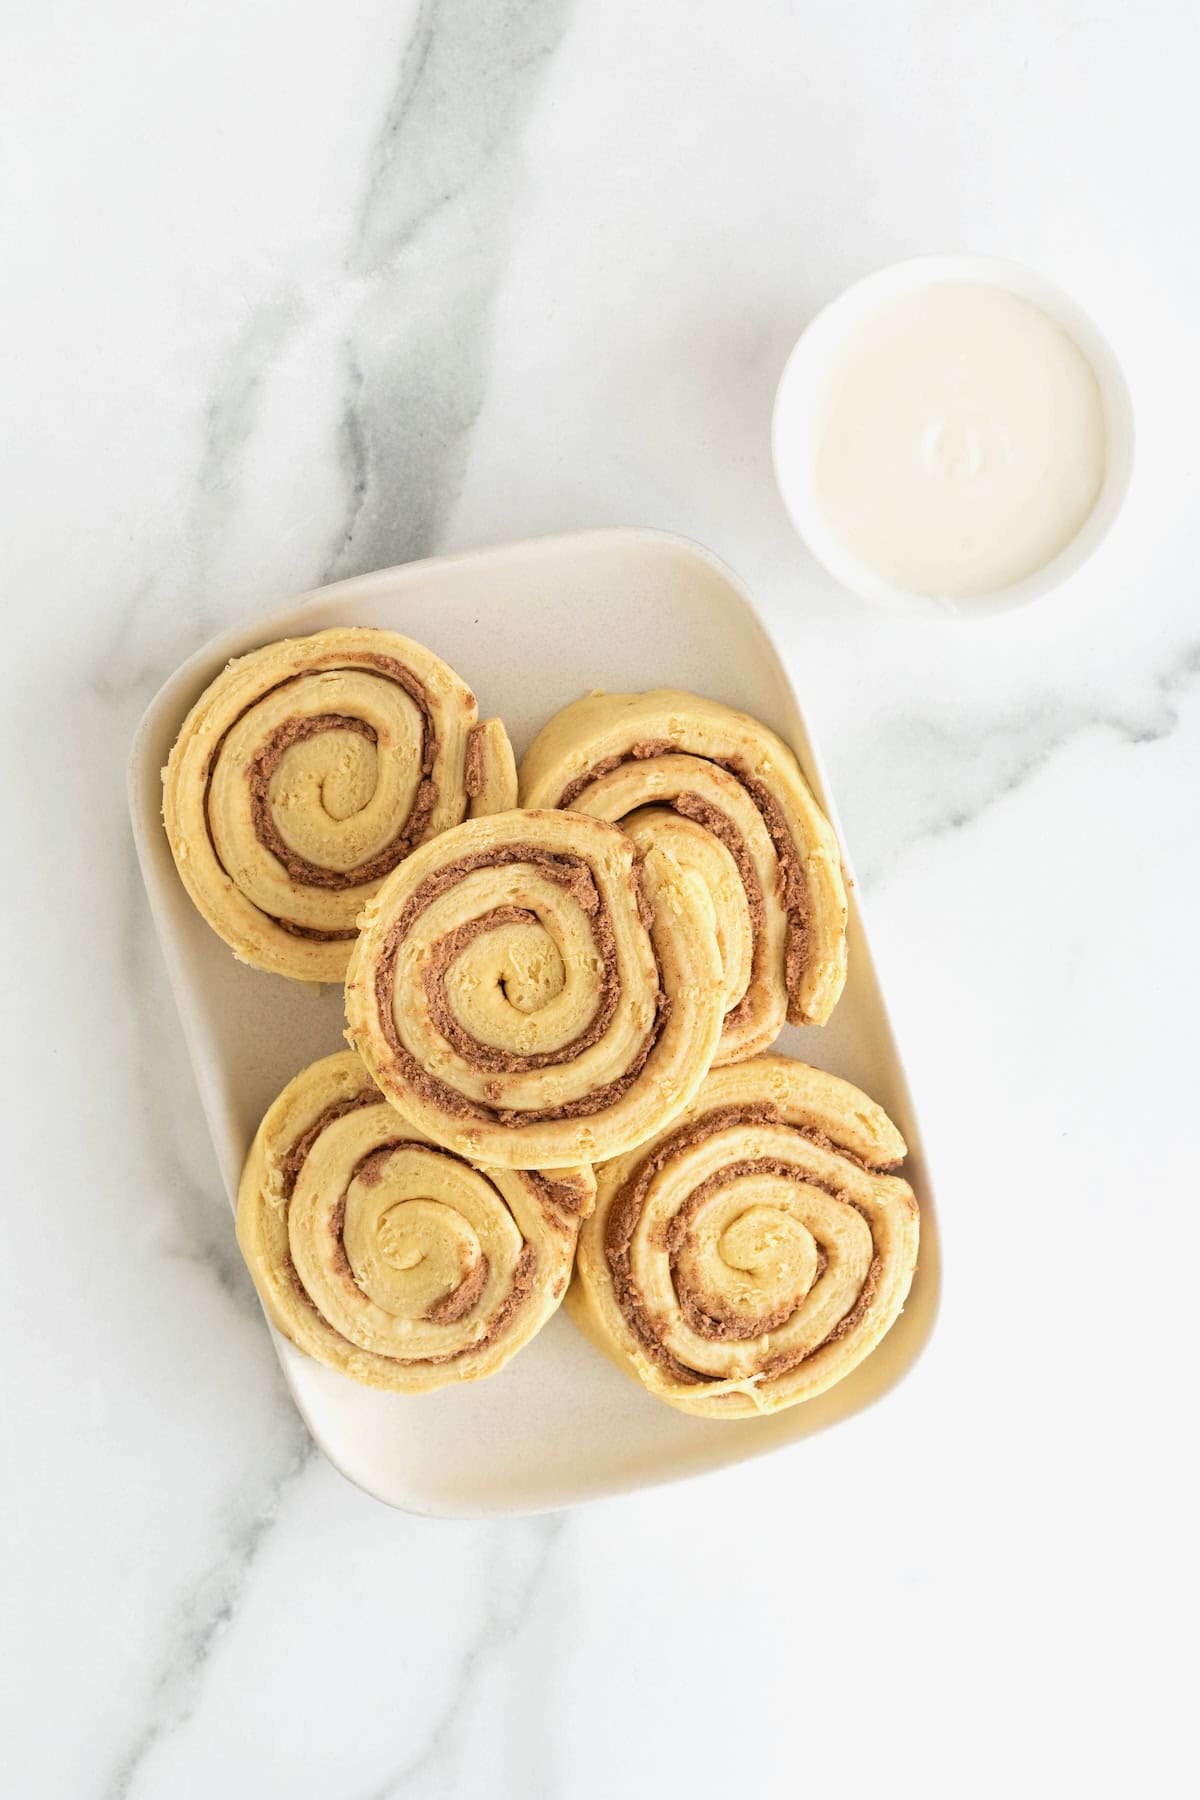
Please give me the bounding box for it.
[605,1104,893,1387]
[275,1108,536,1364]
[553,748,811,1019]
[372,845,666,1128]
[204,652,443,938]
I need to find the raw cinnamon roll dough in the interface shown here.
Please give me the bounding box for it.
[519,689,848,1061]
[568,1055,918,1417]
[237,1052,592,1392]
[163,627,517,981]
[345,808,726,1169]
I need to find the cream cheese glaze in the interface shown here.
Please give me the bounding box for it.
[812,281,1107,599]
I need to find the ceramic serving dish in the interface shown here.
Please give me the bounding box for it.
[129,528,940,1515]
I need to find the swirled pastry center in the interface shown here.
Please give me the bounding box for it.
[373,844,667,1126]
[284,1123,539,1365]
[205,654,443,939]
[605,1105,886,1386]
[237,1051,590,1392]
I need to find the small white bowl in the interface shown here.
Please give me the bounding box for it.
[771,255,1135,618]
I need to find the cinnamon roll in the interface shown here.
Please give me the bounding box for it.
[568,1055,918,1416]
[236,1052,591,1392]
[345,808,726,1169]
[519,689,847,1061]
[163,627,517,981]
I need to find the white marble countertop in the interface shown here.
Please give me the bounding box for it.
[4,2,1195,1793]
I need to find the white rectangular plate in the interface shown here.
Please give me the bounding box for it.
[129,528,939,1516]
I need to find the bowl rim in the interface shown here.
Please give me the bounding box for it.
[771,253,1136,619]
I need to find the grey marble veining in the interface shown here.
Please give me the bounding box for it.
[104,1436,317,1800]
[363,1514,567,1800]
[852,634,1200,888]
[92,0,570,718]
[326,0,573,581]
[91,293,308,710]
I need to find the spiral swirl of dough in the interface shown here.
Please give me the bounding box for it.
[345,808,726,1169]
[568,1055,918,1417]
[236,1052,592,1392]
[163,627,517,981]
[519,689,847,1062]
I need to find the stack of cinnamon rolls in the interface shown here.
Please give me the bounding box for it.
[163,626,918,1417]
